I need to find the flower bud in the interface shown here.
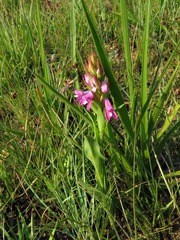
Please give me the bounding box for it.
[89,52,97,67]
[96,60,104,79]
[88,59,97,75]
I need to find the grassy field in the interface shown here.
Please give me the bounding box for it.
[0,0,179,239]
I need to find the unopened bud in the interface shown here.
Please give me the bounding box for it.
[96,60,104,79]
[89,52,97,66]
[88,59,97,75]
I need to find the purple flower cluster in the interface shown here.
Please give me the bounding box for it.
[74,53,118,122]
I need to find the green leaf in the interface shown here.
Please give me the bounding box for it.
[78,181,106,202]
[84,136,108,192]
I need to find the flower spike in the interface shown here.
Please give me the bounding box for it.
[74,52,118,122]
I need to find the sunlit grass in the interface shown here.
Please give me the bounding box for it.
[0,0,179,239]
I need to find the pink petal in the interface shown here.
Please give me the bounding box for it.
[87,100,93,111]
[84,74,92,87]
[83,90,94,99]
[79,98,88,106]
[84,74,97,88]
[104,98,112,110]
[104,98,118,121]
[112,111,118,120]
[74,89,94,111]
[105,111,111,121]
[101,80,109,93]
[92,87,97,92]
[74,90,83,98]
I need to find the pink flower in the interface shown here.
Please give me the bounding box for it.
[104,98,118,121]
[101,80,109,93]
[74,90,94,111]
[83,74,97,92]
[74,90,83,100]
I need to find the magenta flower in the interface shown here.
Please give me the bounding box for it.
[83,74,98,92]
[104,98,118,121]
[84,74,95,87]
[74,90,83,99]
[74,90,94,111]
[101,80,109,93]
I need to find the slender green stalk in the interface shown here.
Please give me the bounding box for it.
[120,0,134,103]
[71,0,76,64]
[35,0,51,103]
[35,0,46,74]
[71,0,80,90]
[98,0,105,21]
[141,0,151,139]
[133,136,137,239]
[140,0,151,160]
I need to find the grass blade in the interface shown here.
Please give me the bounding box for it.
[156,103,180,140]
[148,65,179,138]
[155,120,180,157]
[71,0,76,64]
[119,0,134,103]
[36,74,92,126]
[81,0,134,141]
[35,0,52,103]
[136,42,179,133]
[141,0,151,140]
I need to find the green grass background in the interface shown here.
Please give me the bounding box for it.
[0,0,179,239]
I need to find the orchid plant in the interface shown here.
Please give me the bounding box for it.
[74,53,119,194]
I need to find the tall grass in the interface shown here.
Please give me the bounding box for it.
[0,0,179,239]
